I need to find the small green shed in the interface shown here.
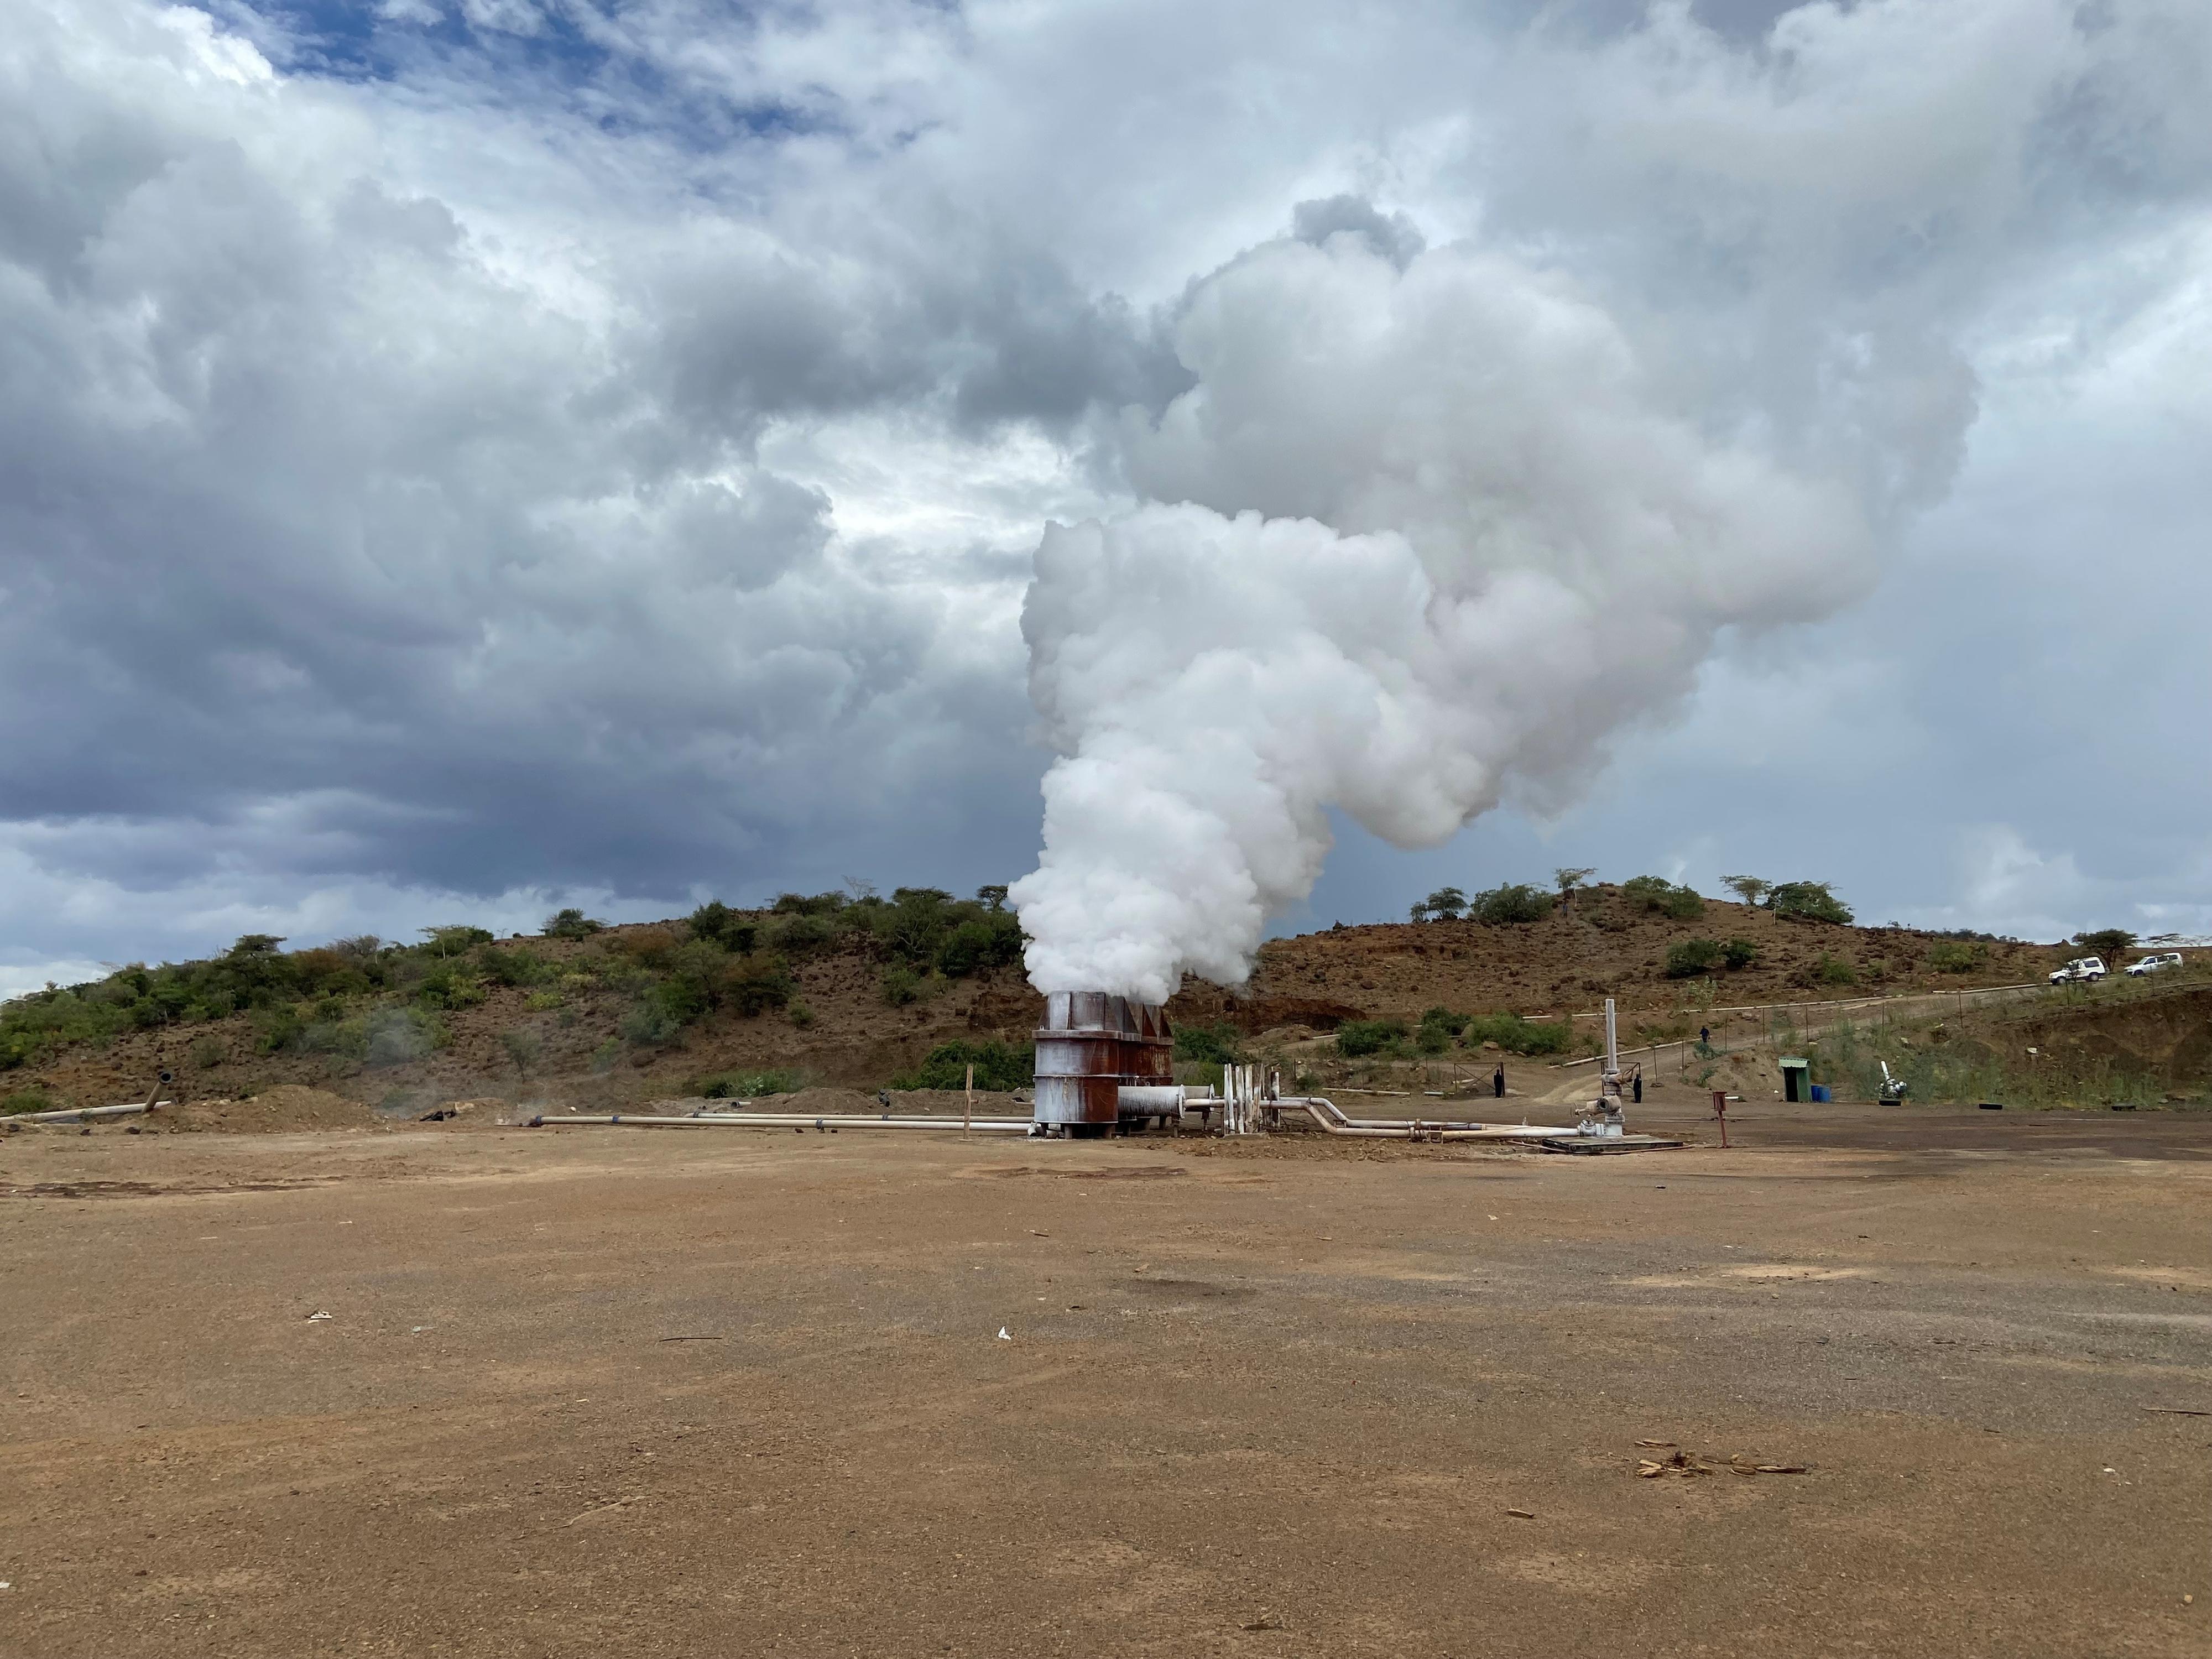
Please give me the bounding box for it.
[1779,1057,1811,1103]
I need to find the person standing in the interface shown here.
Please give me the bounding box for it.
[1493,1063,1506,1099]
[1631,1064,1644,1104]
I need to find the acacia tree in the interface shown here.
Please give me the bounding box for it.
[1721,875,1772,907]
[1768,881,1853,925]
[2072,927,2136,963]
[502,1027,542,1079]
[1422,886,1468,921]
[1553,867,1597,903]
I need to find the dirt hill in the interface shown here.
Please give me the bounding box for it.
[1,883,2105,1122]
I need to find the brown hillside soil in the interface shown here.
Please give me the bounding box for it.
[157,1085,387,1134]
[1187,887,2058,1029]
[0,889,2120,1117]
[1999,983,2212,1088]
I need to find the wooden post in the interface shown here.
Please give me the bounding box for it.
[964,1063,973,1133]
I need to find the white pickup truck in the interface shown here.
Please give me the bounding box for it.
[2126,952,2184,977]
[2049,956,2106,985]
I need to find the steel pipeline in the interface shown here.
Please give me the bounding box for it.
[5,1102,164,1125]
[529,1112,1032,1133]
[1286,1096,1590,1141]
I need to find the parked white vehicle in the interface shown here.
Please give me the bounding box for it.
[2126,952,2184,977]
[2049,956,2106,984]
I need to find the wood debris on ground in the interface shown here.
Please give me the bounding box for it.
[1635,1448,1808,1478]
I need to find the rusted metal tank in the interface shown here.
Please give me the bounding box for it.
[1032,993,1176,1135]
[1032,992,1131,1135]
[1123,1001,1176,1092]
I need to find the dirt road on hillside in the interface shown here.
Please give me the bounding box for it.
[2,1111,2207,1657]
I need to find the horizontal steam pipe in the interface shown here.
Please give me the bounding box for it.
[1286,1096,1590,1141]
[5,1101,165,1125]
[1115,1084,1188,1118]
[529,1112,1032,1134]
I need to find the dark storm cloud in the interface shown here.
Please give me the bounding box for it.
[2,0,2209,992]
[0,0,1179,962]
[1291,196,1426,270]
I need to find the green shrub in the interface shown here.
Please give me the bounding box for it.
[880,965,924,1006]
[253,1005,305,1054]
[420,925,494,956]
[890,1039,1034,1091]
[688,901,759,953]
[1722,938,1760,970]
[2,1087,59,1115]
[298,1015,369,1060]
[1416,1006,1466,1055]
[1460,1012,1571,1055]
[1927,941,1987,975]
[542,908,606,940]
[1621,876,1705,920]
[500,1029,543,1076]
[868,887,950,964]
[1335,1019,1408,1057]
[1665,939,1723,979]
[0,935,379,1068]
[1173,1021,1243,1066]
[726,954,796,1016]
[692,1068,804,1099]
[591,957,652,999]
[771,891,848,917]
[766,912,839,957]
[935,912,1024,978]
[1768,881,1853,924]
[1814,953,1859,986]
[654,940,737,1019]
[606,926,682,969]
[478,945,552,987]
[1469,884,1554,925]
[414,966,486,1011]
[622,986,695,1046]
[787,1000,815,1029]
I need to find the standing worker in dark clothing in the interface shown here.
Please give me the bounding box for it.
[1492,1063,1506,1099]
[1700,1025,1710,1048]
[1631,1064,1643,1104]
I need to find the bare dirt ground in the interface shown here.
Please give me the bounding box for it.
[3,1107,2208,1657]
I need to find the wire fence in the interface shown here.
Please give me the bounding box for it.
[1553,982,2052,1069]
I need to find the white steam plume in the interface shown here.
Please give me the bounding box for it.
[1009,2,2209,1005]
[1010,242,1876,1004]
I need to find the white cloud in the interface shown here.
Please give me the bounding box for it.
[1,0,2209,983]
